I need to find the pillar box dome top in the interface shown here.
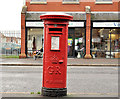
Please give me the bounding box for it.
[40,13,73,20]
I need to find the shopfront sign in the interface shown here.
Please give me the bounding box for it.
[68,22,84,27]
[26,21,84,27]
[93,22,120,27]
[26,22,44,27]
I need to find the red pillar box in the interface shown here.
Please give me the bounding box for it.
[40,13,73,97]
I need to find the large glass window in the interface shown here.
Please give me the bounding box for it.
[91,29,120,58]
[111,29,120,58]
[68,28,85,58]
[27,28,43,57]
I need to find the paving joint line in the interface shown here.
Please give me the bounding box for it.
[0,64,119,66]
[0,92,119,95]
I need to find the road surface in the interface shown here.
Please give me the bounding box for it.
[0,66,118,97]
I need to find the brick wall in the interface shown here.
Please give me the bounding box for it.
[26,1,119,12]
[19,13,26,58]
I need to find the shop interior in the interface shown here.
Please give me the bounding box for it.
[68,28,85,58]
[26,27,120,58]
[27,27,85,58]
[91,28,120,58]
[27,28,43,57]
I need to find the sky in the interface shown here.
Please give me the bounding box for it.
[0,0,24,32]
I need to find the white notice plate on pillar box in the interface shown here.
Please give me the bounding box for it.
[51,36,60,50]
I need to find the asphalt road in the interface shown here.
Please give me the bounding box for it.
[0,66,119,97]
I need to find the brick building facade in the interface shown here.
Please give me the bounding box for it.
[19,0,120,58]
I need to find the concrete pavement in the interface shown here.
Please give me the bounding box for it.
[1,93,119,98]
[0,58,119,66]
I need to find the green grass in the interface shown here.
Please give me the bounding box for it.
[0,55,19,58]
[31,92,34,94]
[37,92,41,94]
[30,92,41,95]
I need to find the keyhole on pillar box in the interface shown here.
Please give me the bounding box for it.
[47,66,61,75]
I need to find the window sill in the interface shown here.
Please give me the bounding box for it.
[30,2,47,4]
[62,2,80,4]
[95,1,113,4]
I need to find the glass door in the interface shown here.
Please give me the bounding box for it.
[68,28,74,57]
[68,28,85,58]
[74,28,85,58]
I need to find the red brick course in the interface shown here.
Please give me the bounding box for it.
[19,13,26,58]
[84,13,92,59]
[26,2,119,12]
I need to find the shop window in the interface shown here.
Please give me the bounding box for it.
[110,29,120,58]
[63,0,79,4]
[92,29,109,58]
[68,28,85,58]
[68,28,74,57]
[95,0,112,4]
[27,28,44,57]
[91,29,120,59]
[30,0,47,4]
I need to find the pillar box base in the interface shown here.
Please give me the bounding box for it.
[41,87,67,97]
[19,53,26,58]
[84,54,92,59]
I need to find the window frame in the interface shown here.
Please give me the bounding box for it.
[30,0,47,4]
[62,0,79,4]
[95,0,113,4]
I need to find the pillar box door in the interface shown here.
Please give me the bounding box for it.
[40,14,73,97]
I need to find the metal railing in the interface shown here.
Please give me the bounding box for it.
[0,31,21,57]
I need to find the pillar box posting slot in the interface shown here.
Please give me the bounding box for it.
[40,13,73,97]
